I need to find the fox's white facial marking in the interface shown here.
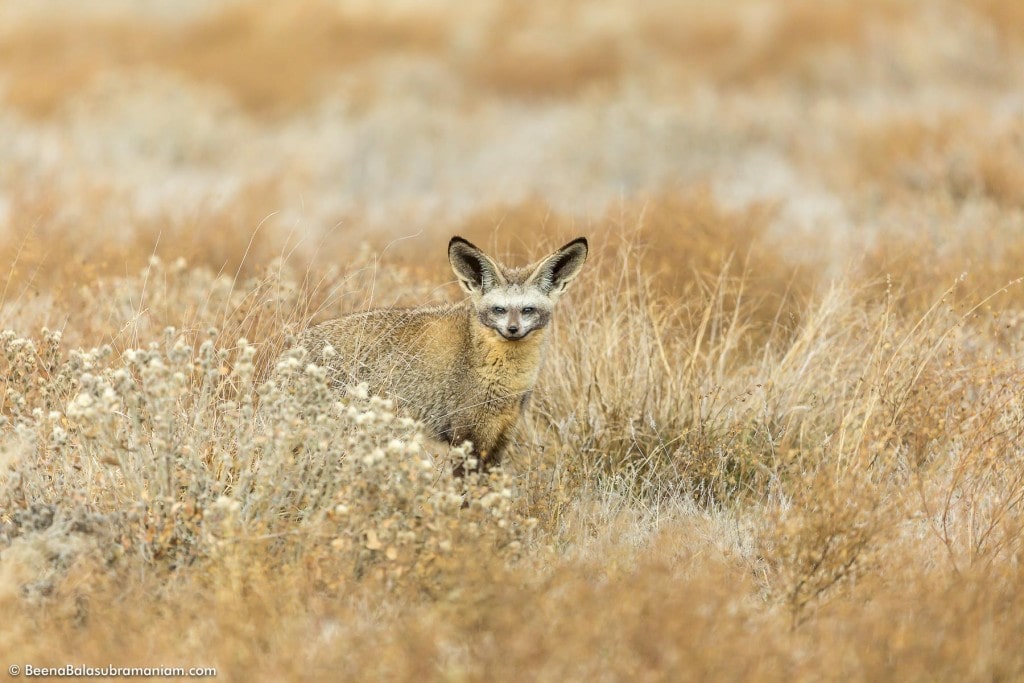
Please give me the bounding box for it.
[478,286,552,341]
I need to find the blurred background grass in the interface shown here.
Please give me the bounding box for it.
[2,0,1022,298]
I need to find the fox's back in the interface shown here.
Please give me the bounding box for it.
[299,304,471,420]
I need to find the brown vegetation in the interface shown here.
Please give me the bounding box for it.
[3,0,1024,681]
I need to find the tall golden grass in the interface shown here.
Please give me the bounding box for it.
[3,0,1024,680]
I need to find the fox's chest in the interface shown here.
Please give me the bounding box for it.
[473,339,544,399]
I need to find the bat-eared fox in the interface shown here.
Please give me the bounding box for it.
[295,236,588,474]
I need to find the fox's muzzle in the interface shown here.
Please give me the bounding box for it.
[505,310,522,337]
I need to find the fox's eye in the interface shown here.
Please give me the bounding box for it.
[522,307,536,314]
[491,306,507,315]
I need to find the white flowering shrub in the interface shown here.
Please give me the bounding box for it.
[1,327,533,590]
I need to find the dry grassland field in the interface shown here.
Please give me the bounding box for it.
[3,1,1024,680]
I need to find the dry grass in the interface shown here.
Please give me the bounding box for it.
[844,114,1024,209]
[4,205,1024,680]
[3,0,1015,118]
[0,3,446,118]
[3,0,1024,681]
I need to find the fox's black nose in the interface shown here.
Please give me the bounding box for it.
[507,324,519,334]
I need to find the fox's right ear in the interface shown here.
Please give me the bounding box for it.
[449,237,505,295]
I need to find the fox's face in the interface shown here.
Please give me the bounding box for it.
[449,236,589,341]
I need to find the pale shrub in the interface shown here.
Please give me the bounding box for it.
[1,327,533,593]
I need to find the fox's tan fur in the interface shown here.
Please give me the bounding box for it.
[294,236,588,472]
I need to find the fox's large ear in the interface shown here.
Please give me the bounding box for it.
[527,237,588,296]
[449,237,506,295]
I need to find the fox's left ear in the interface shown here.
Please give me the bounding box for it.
[527,237,588,296]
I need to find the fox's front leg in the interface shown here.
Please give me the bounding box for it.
[447,425,509,477]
